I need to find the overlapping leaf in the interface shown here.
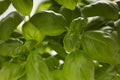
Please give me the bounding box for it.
[63,50,94,80]
[26,51,52,80]
[82,1,119,20]
[0,62,25,80]
[30,10,66,36]
[0,12,24,40]
[81,30,120,64]
[0,39,22,56]
[55,0,78,10]
[11,0,33,15]
[22,21,45,42]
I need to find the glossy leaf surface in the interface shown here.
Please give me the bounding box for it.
[26,51,52,80]
[22,21,45,42]
[55,0,78,10]
[11,0,33,15]
[0,0,10,15]
[0,12,23,40]
[81,30,120,64]
[63,50,94,80]
[82,1,119,20]
[30,10,66,36]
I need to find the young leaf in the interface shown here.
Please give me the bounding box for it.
[30,10,66,36]
[11,0,33,15]
[22,21,45,42]
[82,1,119,20]
[63,50,94,80]
[55,0,78,10]
[81,30,120,64]
[63,32,80,52]
[0,12,24,40]
[0,0,11,15]
[26,51,52,80]
[70,17,87,33]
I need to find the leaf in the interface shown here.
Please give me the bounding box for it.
[0,11,24,40]
[48,40,67,59]
[11,0,33,15]
[81,30,120,64]
[30,10,66,36]
[0,62,25,80]
[0,0,11,15]
[82,1,119,20]
[59,6,81,25]
[22,21,45,42]
[55,0,78,10]
[70,17,87,33]
[63,32,80,52]
[51,70,66,80]
[26,51,52,80]
[63,50,94,80]
[36,1,52,12]
[0,39,22,56]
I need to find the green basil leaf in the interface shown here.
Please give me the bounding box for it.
[30,10,66,36]
[81,30,120,64]
[51,70,66,80]
[0,62,25,80]
[36,0,53,12]
[63,32,80,52]
[0,39,22,56]
[26,51,52,80]
[70,17,87,33]
[0,0,10,15]
[22,21,45,42]
[59,6,81,25]
[11,0,33,15]
[63,50,94,80]
[36,1,52,12]
[55,0,78,10]
[0,12,24,40]
[82,1,119,20]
